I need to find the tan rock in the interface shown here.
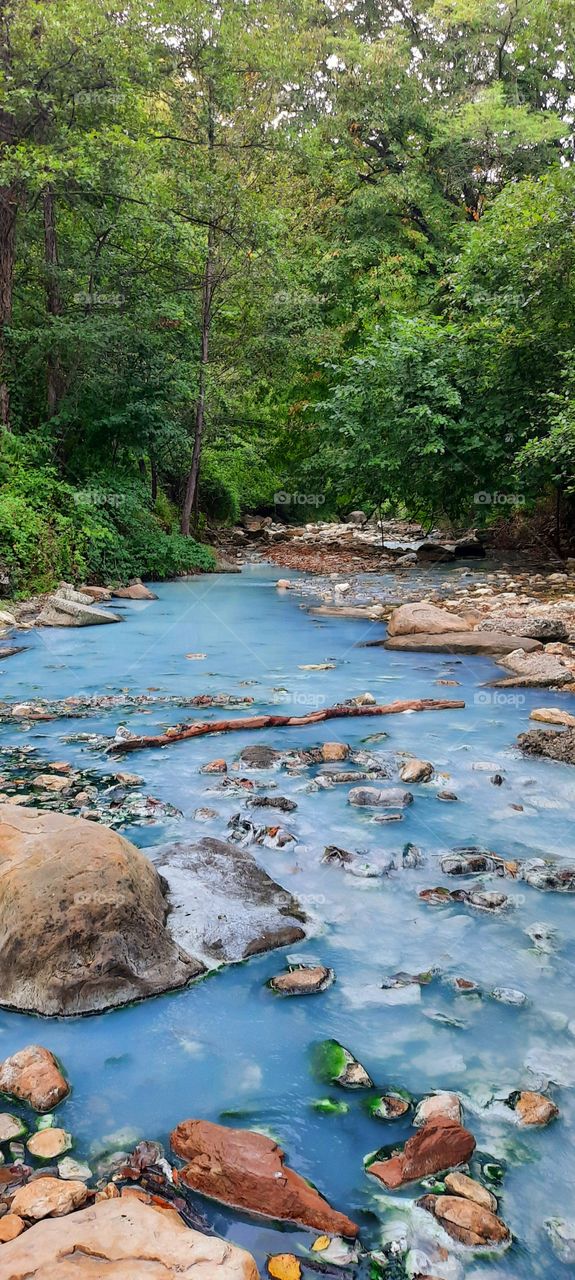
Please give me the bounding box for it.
[514,1091,558,1126]
[171,1119,358,1237]
[387,602,473,637]
[320,743,349,762]
[201,759,227,774]
[31,775,70,793]
[385,632,541,655]
[79,585,112,601]
[0,1214,25,1242]
[530,707,575,728]
[27,1127,71,1159]
[268,966,333,995]
[418,1193,510,1248]
[0,1114,26,1142]
[0,1197,258,1278]
[400,758,433,783]
[414,1093,462,1127]
[0,806,202,1017]
[0,1046,69,1112]
[112,582,158,600]
[444,1171,497,1211]
[368,1118,475,1190]
[11,1176,88,1220]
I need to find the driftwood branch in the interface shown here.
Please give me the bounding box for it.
[108,698,465,754]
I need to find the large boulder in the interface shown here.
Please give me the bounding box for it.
[112,581,158,600]
[36,596,122,627]
[154,837,307,966]
[415,542,455,563]
[518,728,575,765]
[0,806,201,1016]
[387,602,473,637]
[385,632,542,655]
[0,1197,258,1280]
[418,1193,510,1248]
[478,615,569,643]
[495,649,573,686]
[171,1119,358,1237]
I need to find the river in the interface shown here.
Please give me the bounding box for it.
[2,564,575,1277]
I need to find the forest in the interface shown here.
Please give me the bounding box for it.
[2,0,575,592]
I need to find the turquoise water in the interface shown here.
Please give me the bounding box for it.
[1,564,575,1276]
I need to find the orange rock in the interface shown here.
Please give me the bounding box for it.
[514,1091,558,1126]
[11,1176,88,1220]
[418,1193,511,1247]
[201,759,227,774]
[0,1215,25,1242]
[171,1119,358,1237]
[320,743,349,762]
[444,1172,497,1211]
[368,1118,475,1190]
[0,1046,69,1113]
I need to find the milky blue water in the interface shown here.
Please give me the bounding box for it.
[1,565,575,1277]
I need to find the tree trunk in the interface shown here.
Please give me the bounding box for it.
[43,185,63,418]
[181,87,216,536]
[0,185,16,429]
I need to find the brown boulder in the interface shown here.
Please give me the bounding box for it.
[513,1091,558,1126]
[400,758,433,783]
[268,966,333,995]
[0,806,202,1016]
[320,743,349,762]
[387,603,472,637]
[0,1046,69,1112]
[418,1193,510,1248]
[11,1176,88,1220]
[112,582,158,600]
[385,632,541,655]
[367,1118,475,1190]
[171,1119,358,1237]
[0,1215,25,1242]
[444,1171,497,1211]
[0,1197,258,1280]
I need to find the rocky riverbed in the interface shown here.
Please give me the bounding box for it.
[0,560,574,1279]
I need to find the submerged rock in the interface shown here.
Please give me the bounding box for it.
[0,1197,259,1278]
[0,1046,69,1112]
[545,1217,575,1264]
[171,1119,359,1237]
[367,1118,475,1190]
[268,965,334,995]
[367,1094,411,1120]
[418,1193,510,1248]
[0,806,202,1016]
[348,786,413,808]
[314,1040,373,1089]
[239,745,282,768]
[155,837,307,967]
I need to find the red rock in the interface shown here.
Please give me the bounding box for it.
[418,1193,511,1247]
[171,1120,358,1237]
[0,1046,69,1113]
[368,1118,475,1190]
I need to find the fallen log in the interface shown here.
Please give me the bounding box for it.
[108,698,465,754]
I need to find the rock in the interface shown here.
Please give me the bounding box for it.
[453,535,485,558]
[491,987,527,1006]
[437,790,459,801]
[385,632,541,655]
[320,742,349,762]
[276,579,291,589]
[346,511,366,525]
[387,603,472,637]
[55,584,95,604]
[479,615,569,642]
[268,966,334,995]
[444,1172,497,1211]
[496,649,572,686]
[418,1194,510,1248]
[368,1118,475,1189]
[348,787,413,808]
[246,795,297,813]
[27,1128,72,1160]
[0,1114,26,1142]
[414,1094,462,1127]
[79,585,112,601]
[400,758,433,783]
[518,727,575,765]
[508,1090,558,1125]
[416,542,455,563]
[0,1047,69,1112]
[31,774,70,793]
[0,610,16,626]
[239,745,282,768]
[36,597,122,627]
[314,1040,373,1088]
[545,1217,575,1264]
[171,1120,358,1237]
[0,1197,258,1278]
[519,858,575,891]
[0,806,202,1016]
[368,1094,411,1120]
[440,850,499,876]
[530,706,575,727]
[11,1175,88,1219]
[58,1157,92,1181]
[0,1214,25,1242]
[154,837,307,966]
[201,759,227,774]
[112,582,158,600]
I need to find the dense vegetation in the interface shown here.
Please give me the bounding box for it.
[1,0,575,590]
